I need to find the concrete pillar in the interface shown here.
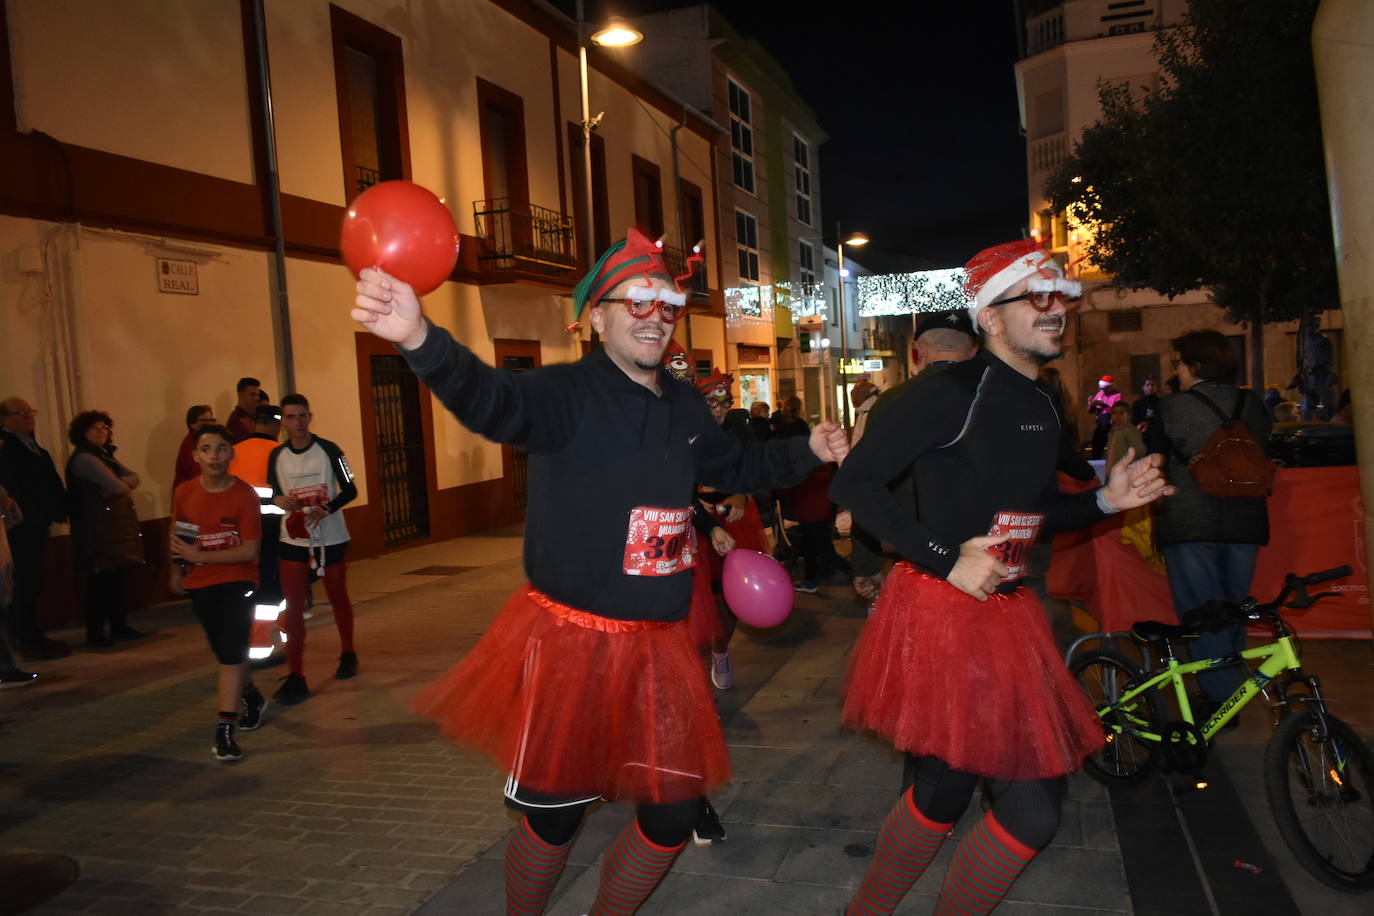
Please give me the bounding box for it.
[1313,0,1374,627]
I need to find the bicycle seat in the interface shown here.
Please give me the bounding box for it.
[1131,620,1202,644]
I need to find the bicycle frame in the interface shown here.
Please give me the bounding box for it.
[1100,635,1304,743]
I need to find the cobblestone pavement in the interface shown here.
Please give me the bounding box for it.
[4,528,1372,915]
[2,533,528,915]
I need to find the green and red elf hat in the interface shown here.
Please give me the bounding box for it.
[570,227,705,325]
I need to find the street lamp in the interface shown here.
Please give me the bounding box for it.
[835,225,869,432]
[576,2,643,271]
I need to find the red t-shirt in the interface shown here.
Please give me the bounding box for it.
[172,476,262,589]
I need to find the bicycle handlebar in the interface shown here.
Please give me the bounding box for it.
[1303,565,1352,586]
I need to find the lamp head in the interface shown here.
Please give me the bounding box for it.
[591,19,643,47]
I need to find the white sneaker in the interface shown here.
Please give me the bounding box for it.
[710,651,734,690]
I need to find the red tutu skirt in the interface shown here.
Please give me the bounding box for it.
[687,499,770,647]
[414,586,730,804]
[843,562,1103,781]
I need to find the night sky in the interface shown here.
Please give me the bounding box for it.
[570,0,1030,273]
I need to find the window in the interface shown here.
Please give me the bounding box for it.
[477,79,529,205]
[679,179,705,248]
[631,155,663,238]
[728,78,755,194]
[330,5,411,201]
[799,241,816,286]
[793,135,812,225]
[735,210,759,283]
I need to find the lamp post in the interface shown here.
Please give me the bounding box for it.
[576,2,641,269]
[835,224,869,432]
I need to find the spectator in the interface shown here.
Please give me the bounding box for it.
[1273,401,1300,424]
[850,378,880,444]
[773,395,809,439]
[66,410,145,647]
[226,377,262,442]
[1,483,39,686]
[747,400,772,441]
[1131,376,1161,428]
[0,397,70,659]
[1164,375,1180,396]
[1150,329,1271,710]
[1262,385,1284,419]
[1037,367,1095,481]
[229,404,285,613]
[777,462,844,593]
[1107,401,1146,468]
[174,404,217,488]
[1086,375,1122,459]
[268,394,359,704]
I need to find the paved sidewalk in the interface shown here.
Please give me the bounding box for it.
[3,528,1372,914]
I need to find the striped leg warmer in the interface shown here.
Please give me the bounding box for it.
[505,816,573,916]
[588,819,684,916]
[933,811,1038,915]
[847,787,954,916]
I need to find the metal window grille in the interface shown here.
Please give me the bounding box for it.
[370,355,430,548]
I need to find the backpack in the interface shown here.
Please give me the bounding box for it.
[1184,389,1273,498]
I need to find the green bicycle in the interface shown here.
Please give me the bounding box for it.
[1069,565,1374,893]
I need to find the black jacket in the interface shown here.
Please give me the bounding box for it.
[0,428,68,532]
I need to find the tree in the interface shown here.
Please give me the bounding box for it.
[1046,0,1338,389]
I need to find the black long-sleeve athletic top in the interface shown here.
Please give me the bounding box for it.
[401,323,819,621]
[830,350,1107,585]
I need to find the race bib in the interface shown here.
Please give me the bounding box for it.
[985,510,1044,582]
[288,483,329,508]
[623,506,696,577]
[198,528,242,551]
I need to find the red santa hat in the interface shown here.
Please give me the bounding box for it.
[661,339,693,384]
[962,239,1080,324]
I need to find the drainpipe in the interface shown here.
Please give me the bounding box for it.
[250,0,295,395]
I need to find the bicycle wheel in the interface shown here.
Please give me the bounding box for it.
[1071,649,1164,784]
[1265,710,1374,892]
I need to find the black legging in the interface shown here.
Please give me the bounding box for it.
[525,796,704,848]
[908,754,1065,851]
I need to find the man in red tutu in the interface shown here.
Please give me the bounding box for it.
[352,228,848,915]
[830,238,1174,915]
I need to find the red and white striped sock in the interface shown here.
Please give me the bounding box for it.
[505,816,573,916]
[934,811,1038,915]
[588,819,684,916]
[847,787,954,916]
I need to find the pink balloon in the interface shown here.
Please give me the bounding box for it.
[722,549,795,628]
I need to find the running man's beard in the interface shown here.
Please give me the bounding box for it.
[634,357,662,371]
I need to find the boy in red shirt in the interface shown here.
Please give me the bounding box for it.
[171,424,266,762]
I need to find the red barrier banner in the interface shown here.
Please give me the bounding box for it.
[1047,467,1369,639]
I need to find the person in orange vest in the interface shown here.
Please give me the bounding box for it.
[229,404,286,667]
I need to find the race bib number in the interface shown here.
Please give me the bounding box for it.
[198,528,242,551]
[985,510,1044,582]
[288,483,329,508]
[623,506,695,577]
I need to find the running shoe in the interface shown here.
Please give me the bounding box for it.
[693,798,727,845]
[335,651,358,680]
[213,722,242,763]
[0,668,39,689]
[710,651,734,690]
[273,673,311,706]
[794,581,818,594]
[239,688,268,731]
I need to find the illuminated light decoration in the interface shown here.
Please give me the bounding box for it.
[772,280,827,322]
[724,284,774,327]
[856,268,970,318]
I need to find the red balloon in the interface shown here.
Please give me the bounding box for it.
[340,180,460,295]
[722,549,795,628]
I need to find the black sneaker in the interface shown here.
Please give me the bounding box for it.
[239,688,268,731]
[273,673,310,705]
[213,722,242,762]
[335,651,358,680]
[692,798,727,846]
[0,668,39,689]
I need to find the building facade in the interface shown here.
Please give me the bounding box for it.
[0,0,727,621]
[618,4,829,419]
[1014,0,1344,412]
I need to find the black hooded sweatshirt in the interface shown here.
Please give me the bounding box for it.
[401,323,819,621]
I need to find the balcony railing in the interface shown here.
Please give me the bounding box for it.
[472,198,577,276]
[356,165,381,194]
[1029,133,1067,175]
[661,243,710,298]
